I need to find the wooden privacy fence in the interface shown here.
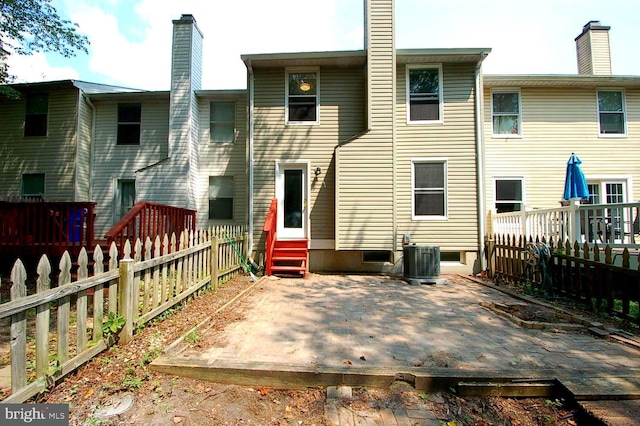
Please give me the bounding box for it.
[0,225,247,403]
[486,234,640,324]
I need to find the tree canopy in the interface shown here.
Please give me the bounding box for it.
[0,0,89,86]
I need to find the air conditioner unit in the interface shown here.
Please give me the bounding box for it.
[403,244,446,285]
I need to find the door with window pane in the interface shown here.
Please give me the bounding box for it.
[276,163,308,239]
[115,180,135,225]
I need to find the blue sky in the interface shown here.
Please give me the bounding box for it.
[7,0,640,90]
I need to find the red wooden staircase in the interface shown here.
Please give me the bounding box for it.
[264,199,308,278]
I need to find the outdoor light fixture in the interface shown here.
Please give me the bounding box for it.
[314,167,322,176]
[299,81,312,92]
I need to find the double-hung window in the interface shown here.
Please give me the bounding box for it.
[209,176,234,220]
[210,101,235,143]
[492,90,521,136]
[286,69,318,124]
[117,103,141,145]
[597,90,626,135]
[407,65,442,123]
[495,178,523,213]
[412,160,447,219]
[24,93,49,137]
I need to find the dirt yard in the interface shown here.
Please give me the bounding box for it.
[31,274,613,425]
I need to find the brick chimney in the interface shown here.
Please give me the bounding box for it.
[575,20,612,75]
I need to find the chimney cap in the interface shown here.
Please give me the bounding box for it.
[173,14,197,25]
[575,20,610,41]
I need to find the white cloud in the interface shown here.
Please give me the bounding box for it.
[6,52,80,83]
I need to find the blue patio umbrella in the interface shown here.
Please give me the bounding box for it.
[562,153,589,200]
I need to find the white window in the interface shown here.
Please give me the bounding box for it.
[210,101,235,143]
[495,178,523,213]
[286,69,319,124]
[597,90,626,136]
[491,90,521,136]
[412,159,447,219]
[406,65,443,123]
[209,176,234,220]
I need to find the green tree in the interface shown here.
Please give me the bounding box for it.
[0,0,89,93]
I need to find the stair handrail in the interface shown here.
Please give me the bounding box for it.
[263,199,277,275]
[105,201,196,254]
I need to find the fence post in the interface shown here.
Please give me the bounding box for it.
[211,234,219,290]
[520,207,528,239]
[485,236,495,278]
[569,198,581,243]
[118,258,135,345]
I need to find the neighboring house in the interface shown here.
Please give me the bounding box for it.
[0,80,134,203]
[484,21,640,218]
[1,2,638,276]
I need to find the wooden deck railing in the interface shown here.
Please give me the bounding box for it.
[0,201,96,257]
[263,199,277,276]
[105,202,196,254]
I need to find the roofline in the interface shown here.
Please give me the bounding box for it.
[86,91,170,101]
[397,48,491,58]
[195,89,246,97]
[484,74,640,87]
[241,49,366,64]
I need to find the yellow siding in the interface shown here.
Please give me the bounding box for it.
[336,0,395,250]
[484,86,640,211]
[0,88,78,200]
[395,63,480,251]
[252,66,366,249]
[576,33,593,75]
[590,31,612,75]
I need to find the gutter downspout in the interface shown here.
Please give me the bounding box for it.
[474,58,486,272]
[84,93,97,201]
[247,60,255,257]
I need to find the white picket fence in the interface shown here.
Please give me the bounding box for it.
[0,225,247,403]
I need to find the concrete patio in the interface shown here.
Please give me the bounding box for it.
[151,273,640,424]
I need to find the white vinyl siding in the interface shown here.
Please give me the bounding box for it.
[491,90,521,136]
[92,98,170,235]
[198,94,247,226]
[483,84,640,212]
[597,89,626,136]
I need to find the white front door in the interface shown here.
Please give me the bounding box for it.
[276,162,309,240]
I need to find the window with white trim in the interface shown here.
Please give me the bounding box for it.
[209,176,234,220]
[412,160,447,218]
[286,70,318,124]
[597,90,626,135]
[495,178,523,213]
[210,101,235,143]
[492,90,521,136]
[407,66,442,123]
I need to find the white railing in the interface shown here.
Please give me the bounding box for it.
[491,199,640,248]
